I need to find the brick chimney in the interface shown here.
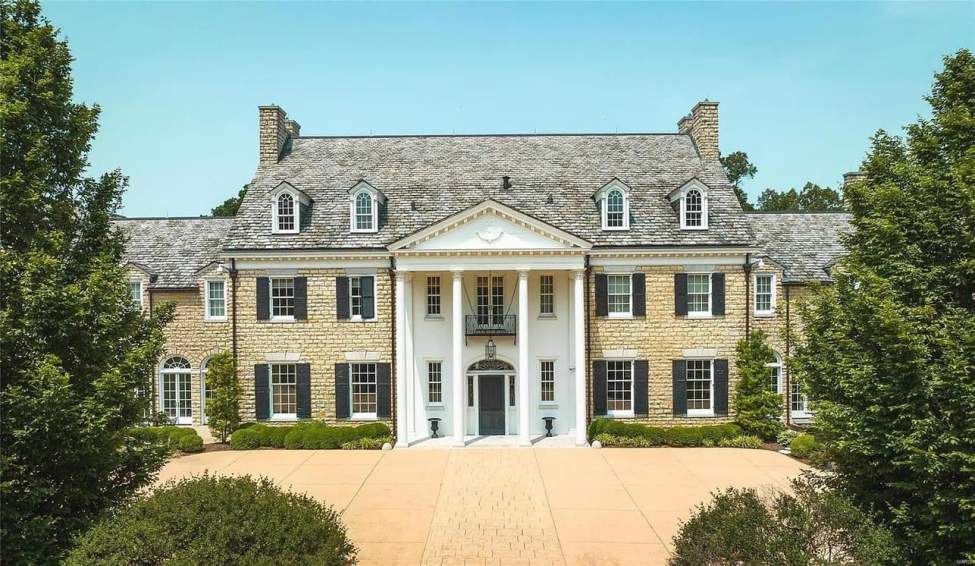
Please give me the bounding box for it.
[259,105,297,165]
[843,171,867,188]
[678,101,720,160]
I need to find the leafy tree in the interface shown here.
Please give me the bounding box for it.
[757,182,844,212]
[210,184,247,216]
[791,49,975,563]
[0,1,174,562]
[720,150,757,211]
[733,329,784,440]
[205,351,239,442]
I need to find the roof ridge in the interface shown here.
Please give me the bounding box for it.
[113,216,234,221]
[745,211,850,215]
[295,132,689,140]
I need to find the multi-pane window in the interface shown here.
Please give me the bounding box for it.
[467,375,475,407]
[428,361,442,404]
[427,276,441,316]
[160,356,192,423]
[354,192,373,231]
[769,356,782,394]
[539,275,554,315]
[509,375,516,406]
[271,363,297,417]
[686,359,713,414]
[605,189,625,228]
[607,274,632,316]
[755,274,774,314]
[607,361,633,414]
[540,361,555,402]
[350,276,363,318]
[129,280,142,308]
[684,189,703,227]
[270,278,295,319]
[351,363,377,416]
[791,380,808,414]
[277,193,296,232]
[687,274,711,315]
[476,276,504,325]
[206,280,226,319]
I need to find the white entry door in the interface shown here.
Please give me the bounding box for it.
[161,357,193,425]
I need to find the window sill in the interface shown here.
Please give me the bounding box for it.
[686,411,715,418]
[204,317,228,323]
[680,225,709,231]
[349,414,378,421]
[607,314,634,320]
[685,313,713,320]
[754,312,775,318]
[602,226,630,232]
[266,318,297,324]
[269,415,298,422]
[345,317,378,323]
[606,411,635,418]
[271,230,300,235]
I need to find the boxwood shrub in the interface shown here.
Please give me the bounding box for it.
[230,422,391,450]
[66,475,356,565]
[129,426,204,453]
[588,419,742,447]
[788,433,824,459]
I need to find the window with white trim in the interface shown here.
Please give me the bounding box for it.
[426,276,441,316]
[476,276,504,325]
[350,276,363,318]
[353,192,374,232]
[160,356,192,423]
[270,277,295,319]
[539,275,554,316]
[791,380,808,414]
[206,280,226,320]
[755,273,775,315]
[768,353,782,394]
[129,280,142,308]
[607,274,632,317]
[275,193,297,233]
[684,189,703,227]
[350,363,377,417]
[687,274,711,315]
[607,360,633,415]
[605,189,625,228]
[686,359,713,416]
[427,361,442,404]
[270,363,297,418]
[540,360,555,402]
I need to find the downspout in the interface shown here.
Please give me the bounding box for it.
[230,258,238,369]
[584,255,592,438]
[785,285,792,427]
[744,253,752,338]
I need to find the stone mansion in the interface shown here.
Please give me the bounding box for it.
[117,101,852,446]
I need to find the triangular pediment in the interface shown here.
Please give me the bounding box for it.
[389,200,591,252]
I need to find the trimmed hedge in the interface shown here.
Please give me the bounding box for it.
[129,426,204,453]
[341,436,392,450]
[588,419,742,447]
[230,422,391,450]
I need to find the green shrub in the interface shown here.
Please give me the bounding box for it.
[789,433,823,459]
[776,428,800,446]
[129,426,204,453]
[588,419,742,447]
[66,475,356,565]
[734,329,786,440]
[232,422,392,450]
[669,475,902,565]
[341,436,392,450]
[177,434,204,453]
[717,435,763,449]
[229,426,261,450]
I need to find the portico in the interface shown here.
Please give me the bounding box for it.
[390,200,591,447]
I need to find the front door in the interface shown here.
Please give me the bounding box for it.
[162,372,193,425]
[478,375,505,435]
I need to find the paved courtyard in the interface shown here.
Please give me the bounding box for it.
[159,447,807,565]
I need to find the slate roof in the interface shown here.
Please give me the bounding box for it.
[225,134,756,250]
[113,217,233,288]
[746,212,852,283]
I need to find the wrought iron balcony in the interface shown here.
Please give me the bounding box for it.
[465,315,516,337]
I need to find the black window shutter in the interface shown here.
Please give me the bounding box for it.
[595,274,609,317]
[335,363,350,419]
[376,363,391,417]
[714,359,729,415]
[632,273,646,317]
[593,361,607,416]
[335,277,350,320]
[256,277,270,320]
[254,364,269,420]
[634,360,649,416]
[294,277,308,320]
[299,201,311,230]
[712,273,726,316]
[672,360,687,416]
[674,274,688,316]
[361,276,376,319]
[296,363,311,418]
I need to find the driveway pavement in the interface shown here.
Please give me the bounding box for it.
[159,447,807,565]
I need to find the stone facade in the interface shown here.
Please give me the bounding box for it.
[677,101,720,160]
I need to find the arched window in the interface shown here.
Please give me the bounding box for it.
[684,189,703,227]
[767,352,783,394]
[605,189,625,228]
[163,356,191,370]
[276,193,296,232]
[354,191,374,231]
[160,356,192,424]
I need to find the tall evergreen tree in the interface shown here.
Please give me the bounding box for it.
[792,49,975,563]
[0,1,173,562]
[733,329,784,440]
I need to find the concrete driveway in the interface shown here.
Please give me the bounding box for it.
[159,447,807,566]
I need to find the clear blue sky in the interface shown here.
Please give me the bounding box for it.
[45,1,973,217]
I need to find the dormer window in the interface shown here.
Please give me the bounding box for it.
[276,193,296,232]
[593,179,631,231]
[270,182,311,235]
[348,180,386,234]
[670,178,710,231]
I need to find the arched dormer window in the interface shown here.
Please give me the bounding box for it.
[348,180,386,234]
[276,193,296,232]
[593,179,631,231]
[270,182,311,235]
[670,178,710,230]
[684,189,703,227]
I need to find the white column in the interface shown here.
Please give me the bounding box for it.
[404,274,415,440]
[574,270,588,446]
[452,271,465,446]
[394,272,408,448]
[518,270,531,446]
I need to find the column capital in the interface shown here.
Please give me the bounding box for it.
[395,271,407,282]
[518,269,530,280]
[452,270,464,281]
[573,269,586,280]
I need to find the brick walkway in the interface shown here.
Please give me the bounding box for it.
[158,446,807,566]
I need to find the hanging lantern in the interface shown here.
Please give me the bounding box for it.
[485,338,497,360]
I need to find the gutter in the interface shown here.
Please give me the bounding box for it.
[744,253,752,338]
[231,259,238,369]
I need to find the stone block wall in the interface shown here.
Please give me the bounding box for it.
[678,101,720,160]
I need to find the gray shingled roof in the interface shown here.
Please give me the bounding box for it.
[226,134,756,250]
[113,217,233,288]
[747,212,852,283]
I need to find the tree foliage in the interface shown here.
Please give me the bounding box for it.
[205,351,239,442]
[720,150,757,211]
[757,182,845,212]
[791,49,975,563]
[734,329,784,440]
[0,1,173,561]
[210,184,247,217]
